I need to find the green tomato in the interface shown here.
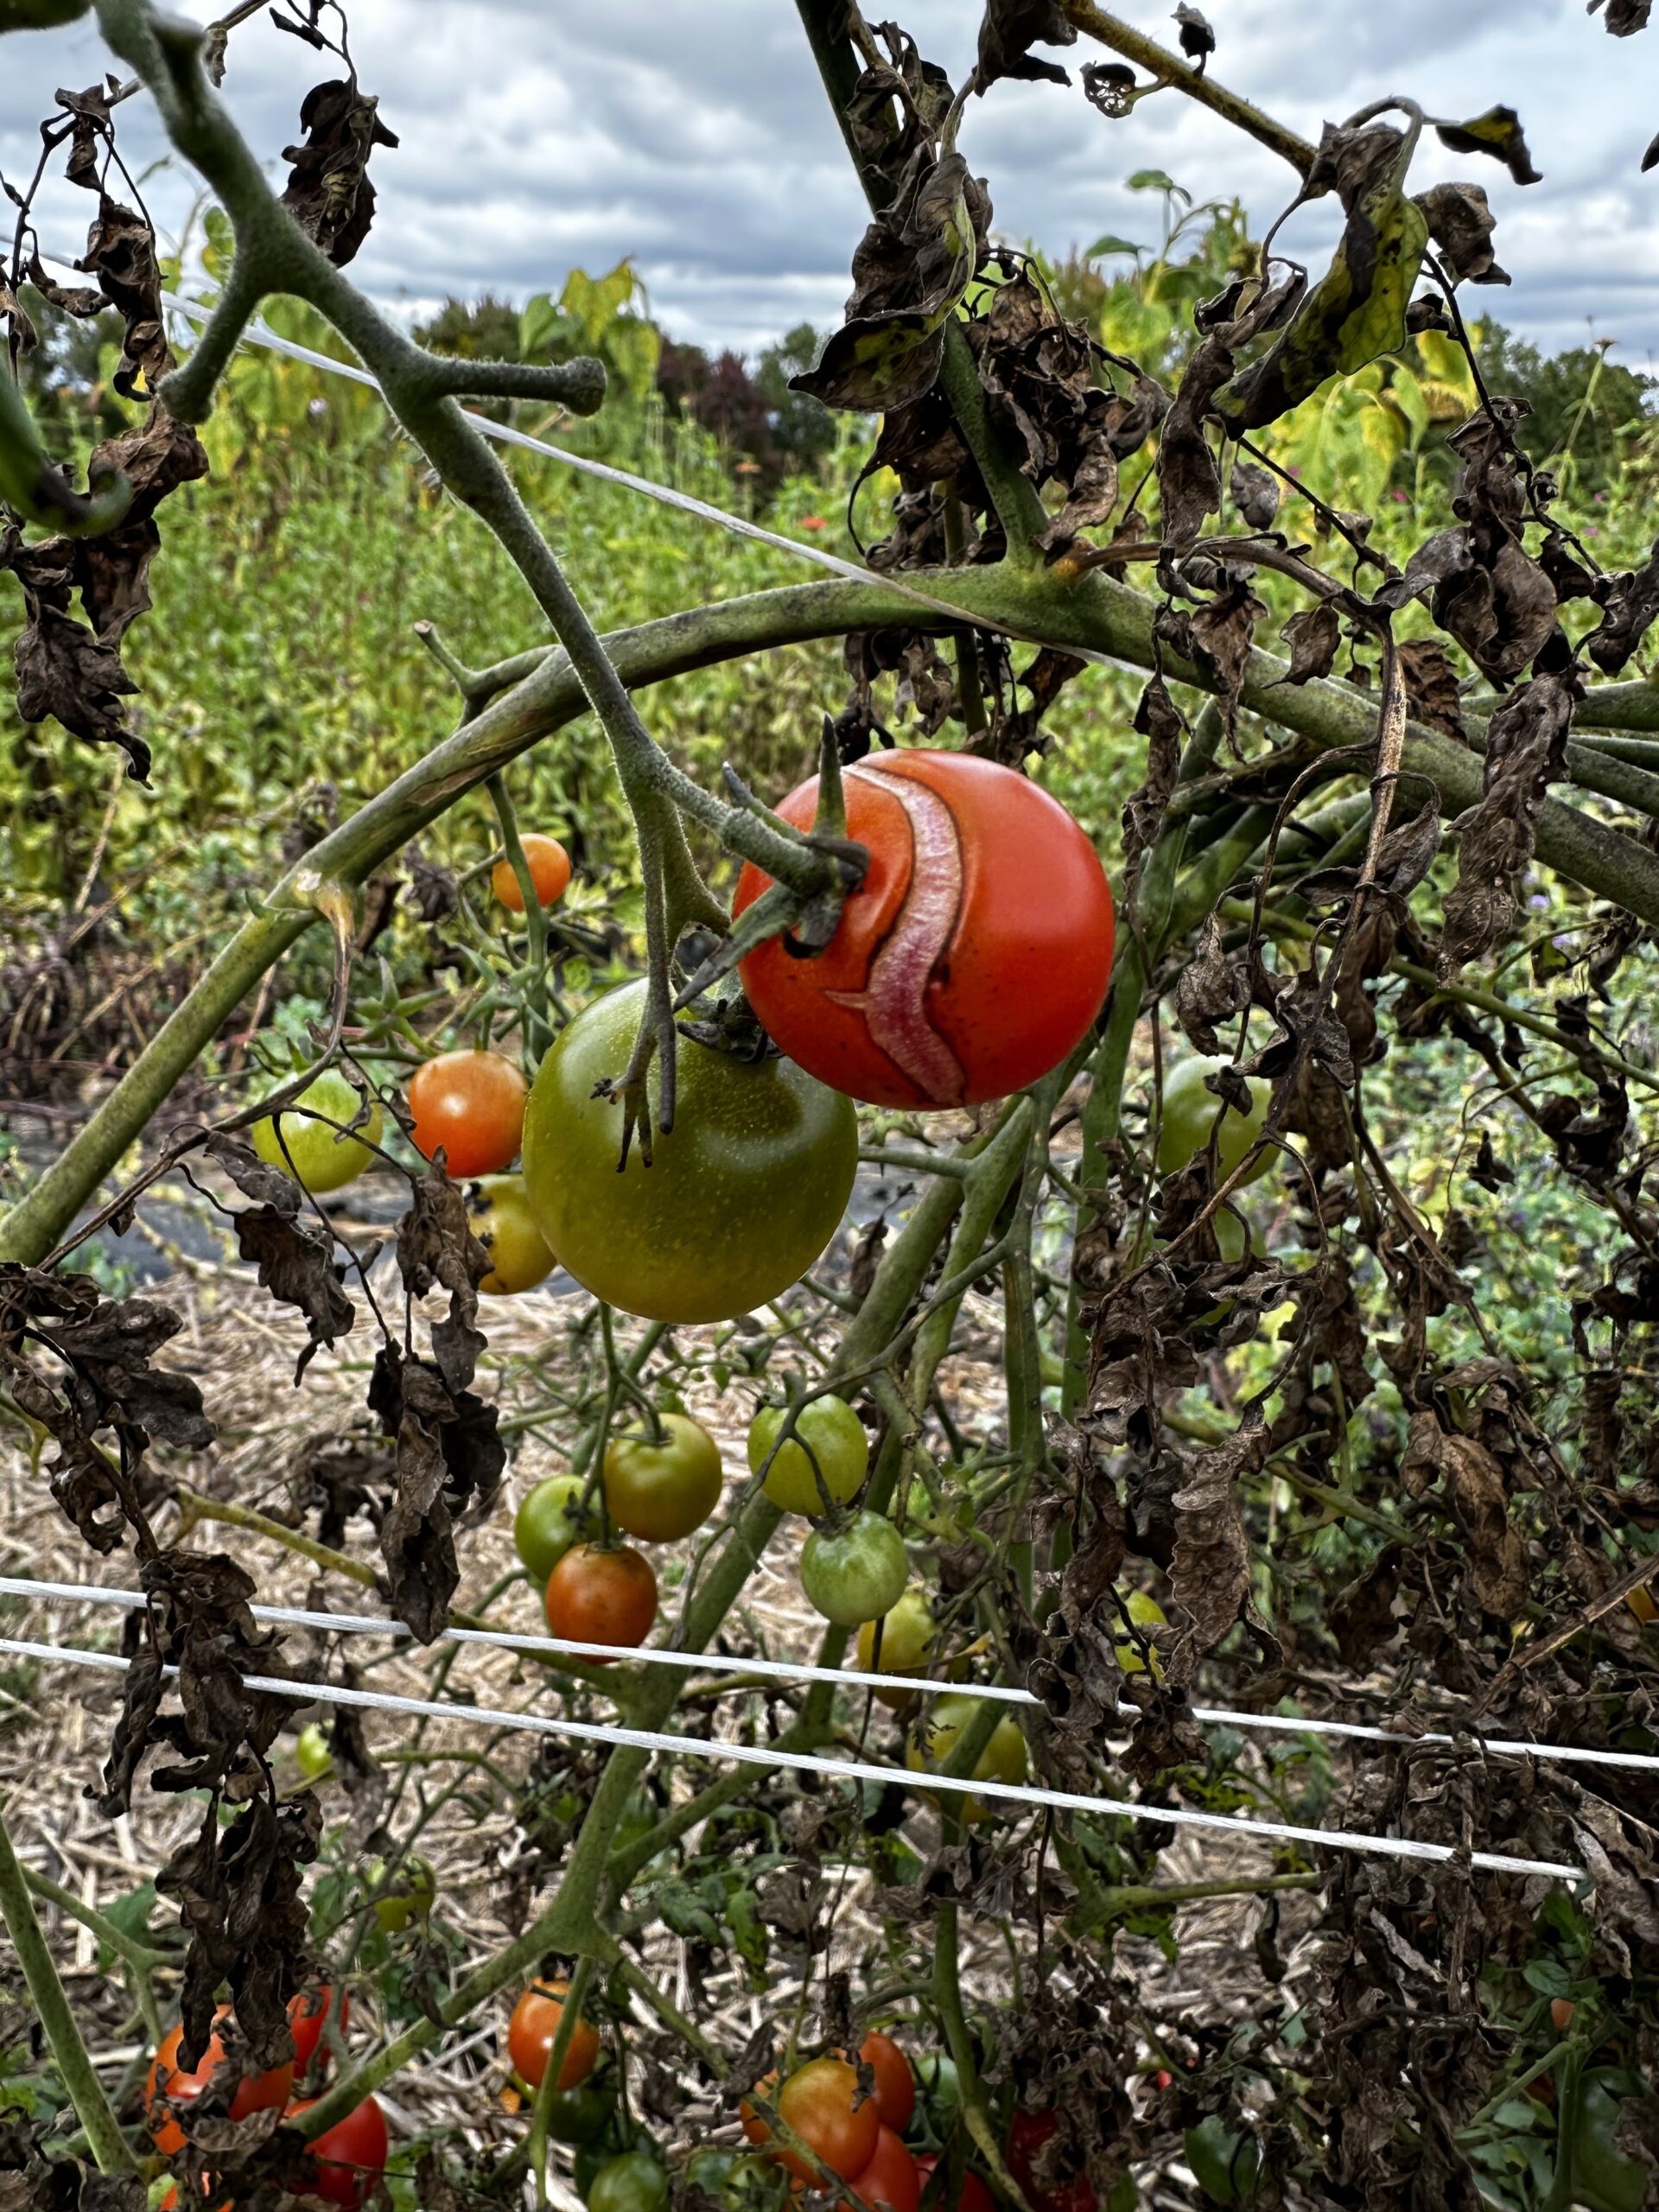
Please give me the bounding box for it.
[368,1853,435,1933]
[748,1397,869,1516]
[251,1070,383,1195]
[1116,1589,1166,1680]
[588,2152,671,2212]
[467,1173,556,1294]
[1155,1057,1271,1186]
[906,1692,1027,1821]
[295,1724,333,1781]
[515,1475,599,1583]
[800,1511,909,1626]
[604,1413,724,1541]
[546,2079,615,2146]
[1570,2081,1649,2212]
[522,980,857,1324]
[855,1586,938,1705]
[915,2051,960,2134]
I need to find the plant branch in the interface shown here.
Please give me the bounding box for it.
[1064,1,1317,176]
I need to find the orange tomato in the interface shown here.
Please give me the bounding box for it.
[144,2012,292,2157]
[506,1978,601,2091]
[289,1984,349,2078]
[543,1542,658,1658]
[493,834,572,913]
[742,2056,882,2183]
[846,2126,921,2212]
[407,1049,527,1179]
[857,2031,915,2134]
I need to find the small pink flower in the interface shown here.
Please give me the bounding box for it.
[801,515,827,531]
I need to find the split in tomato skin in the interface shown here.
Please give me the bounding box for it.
[521,978,857,1325]
[734,751,1115,1110]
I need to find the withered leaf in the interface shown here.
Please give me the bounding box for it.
[282,79,399,267]
[1167,1413,1268,1676]
[976,0,1075,88]
[1440,666,1580,976]
[1173,912,1251,1056]
[77,194,168,398]
[398,1160,490,1395]
[1278,600,1342,686]
[229,1205,353,1380]
[1433,106,1541,186]
[1417,181,1510,287]
[1122,671,1185,875]
[1397,635,1466,740]
[1586,538,1659,673]
[1173,5,1216,68]
[1229,457,1280,530]
[1593,0,1654,30]
[1080,60,1136,118]
[369,1346,504,1641]
[1157,330,1231,547]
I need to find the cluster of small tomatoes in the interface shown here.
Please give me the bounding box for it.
[503,1981,1109,2212]
[144,1986,382,2209]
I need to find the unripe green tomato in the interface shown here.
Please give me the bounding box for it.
[295,1724,333,1780]
[800,1510,908,1626]
[683,2151,737,2202]
[747,1398,868,1516]
[1155,1056,1271,1185]
[467,1173,556,1294]
[914,2051,960,2133]
[588,2152,671,2212]
[1116,1589,1166,1679]
[855,1587,938,1708]
[603,1414,724,1541]
[906,1692,1027,1821]
[251,1070,382,1195]
[515,1475,599,1583]
[545,2078,615,2145]
[368,1853,435,1933]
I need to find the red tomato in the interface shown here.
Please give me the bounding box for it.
[917,2152,995,2212]
[407,1049,527,1178]
[847,2126,921,2212]
[289,1984,349,2077]
[1007,2108,1095,2212]
[144,2012,293,2157]
[493,833,573,913]
[734,752,1114,1109]
[858,2031,915,2133]
[159,2194,231,2212]
[741,2057,882,2182]
[544,1542,658,1658]
[506,1979,601,2091]
[287,2094,390,2209]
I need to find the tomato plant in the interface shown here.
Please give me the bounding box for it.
[748,1395,868,1516]
[906,1694,1028,1820]
[800,1511,909,1626]
[467,1172,556,1294]
[251,1069,381,1194]
[916,2154,994,2212]
[286,2093,389,2209]
[743,2057,883,2182]
[1154,1056,1272,1185]
[544,1541,658,1655]
[289,1985,348,2077]
[603,1411,724,1540]
[522,979,858,1322]
[407,1047,528,1178]
[367,1852,435,1932]
[846,2125,921,2212]
[855,1589,938,1707]
[733,752,1115,1109]
[494,830,572,912]
[515,1473,600,1582]
[506,1979,601,2093]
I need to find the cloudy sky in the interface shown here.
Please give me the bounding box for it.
[3,2,1657,367]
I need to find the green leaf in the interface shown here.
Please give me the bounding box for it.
[1085,235,1146,259]
[1185,2117,1261,2205]
[1523,1956,1572,1998]
[1128,168,1189,200]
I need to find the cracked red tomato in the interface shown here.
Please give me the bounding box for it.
[734,752,1114,1109]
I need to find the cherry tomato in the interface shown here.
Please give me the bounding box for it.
[604,1413,724,1541]
[544,1542,658,1657]
[507,1980,601,2092]
[287,2093,389,2210]
[588,2151,671,2212]
[408,1048,527,1179]
[916,2153,994,2212]
[515,1474,600,1583]
[743,2057,882,2183]
[906,1693,1027,1822]
[289,1984,349,2076]
[251,1070,382,1195]
[144,2012,293,2157]
[801,1512,908,1627]
[1115,1589,1166,1680]
[846,2126,921,2212]
[522,979,857,1323]
[734,752,1114,1110]
[855,1589,938,1709]
[367,1852,435,1932]
[545,2076,614,2145]
[295,1722,333,1780]
[1155,1056,1271,1185]
[748,1398,868,1516]
[858,2032,915,2134]
[467,1173,556,1294]
[494,832,572,913]
[1007,2109,1095,2212]
[1550,1996,1577,2032]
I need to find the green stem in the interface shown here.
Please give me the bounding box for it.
[524,1955,597,2203]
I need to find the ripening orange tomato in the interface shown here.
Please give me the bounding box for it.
[734,752,1114,1110]
[544,1542,658,1658]
[407,1049,527,1179]
[506,1979,601,2091]
[493,833,572,913]
[844,2126,921,2212]
[742,2057,881,2183]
